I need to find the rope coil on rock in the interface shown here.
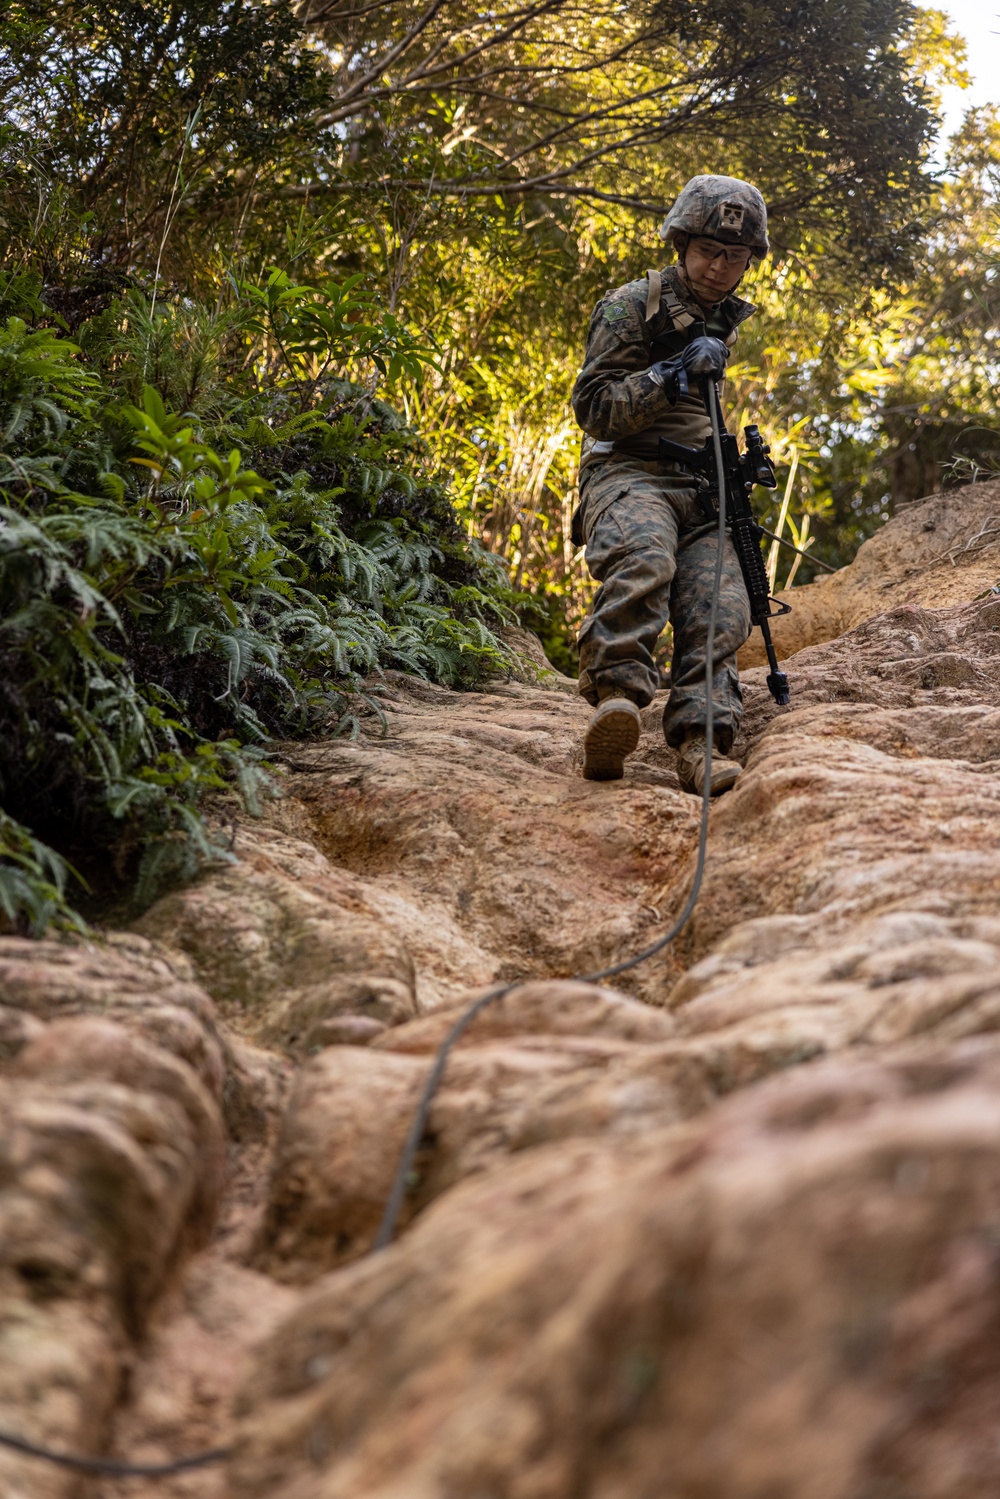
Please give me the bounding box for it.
[2,380,733,1477]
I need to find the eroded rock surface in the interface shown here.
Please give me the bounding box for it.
[5,480,1000,1497]
[0,938,227,1497]
[233,1037,1000,1499]
[137,677,702,1021]
[253,982,702,1278]
[739,476,1000,665]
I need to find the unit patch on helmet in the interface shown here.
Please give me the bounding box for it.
[601,301,629,324]
[720,201,745,232]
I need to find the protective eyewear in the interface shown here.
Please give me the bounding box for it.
[689,239,753,267]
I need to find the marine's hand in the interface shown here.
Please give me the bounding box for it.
[681,336,729,379]
[648,357,689,404]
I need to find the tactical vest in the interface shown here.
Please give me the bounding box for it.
[599,268,741,463]
[644,266,741,359]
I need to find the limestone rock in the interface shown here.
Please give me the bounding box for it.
[253,982,711,1277]
[705,605,1000,966]
[234,1036,1000,1499]
[0,932,225,1094]
[135,822,420,1052]
[225,487,1000,1498]
[137,674,701,1031]
[498,623,578,693]
[11,483,1000,1495]
[268,678,699,1007]
[0,942,226,1496]
[739,477,1000,666]
[372,979,681,1051]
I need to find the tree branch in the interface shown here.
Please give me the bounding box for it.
[314,0,575,124]
[324,0,452,113]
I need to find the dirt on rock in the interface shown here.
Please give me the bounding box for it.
[3,480,1000,1498]
[738,476,1000,666]
[233,1037,1000,1499]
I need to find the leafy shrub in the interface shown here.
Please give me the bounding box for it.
[0,271,517,932]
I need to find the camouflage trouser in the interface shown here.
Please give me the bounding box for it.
[575,458,752,753]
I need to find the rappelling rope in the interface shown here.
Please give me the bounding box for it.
[375,376,729,1250]
[0,381,733,1476]
[0,1431,231,1476]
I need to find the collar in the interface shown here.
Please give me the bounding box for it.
[664,263,756,327]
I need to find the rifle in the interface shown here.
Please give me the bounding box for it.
[658,375,791,707]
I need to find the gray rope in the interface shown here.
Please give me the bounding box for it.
[374,375,730,1251]
[3,379,740,1471]
[0,1429,230,1475]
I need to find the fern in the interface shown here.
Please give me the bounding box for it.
[0,284,518,934]
[0,813,88,936]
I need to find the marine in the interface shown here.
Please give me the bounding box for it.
[570,174,770,794]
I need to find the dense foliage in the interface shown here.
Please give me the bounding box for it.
[1,0,997,930]
[0,268,516,931]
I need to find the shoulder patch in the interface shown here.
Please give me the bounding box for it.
[601,302,630,324]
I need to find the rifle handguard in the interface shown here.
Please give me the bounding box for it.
[658,421,791,707]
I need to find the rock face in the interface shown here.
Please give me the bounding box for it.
[233,1039,1000,1499]
[738,476,1000,665]
[0,938,229,1496]
[4,481,1000,1497]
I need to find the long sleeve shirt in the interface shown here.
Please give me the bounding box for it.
[571,264,756,463]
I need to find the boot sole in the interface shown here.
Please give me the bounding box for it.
[583,702,642,781]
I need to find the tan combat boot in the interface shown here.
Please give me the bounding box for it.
[676,732,742,797]
[583,694,642,781]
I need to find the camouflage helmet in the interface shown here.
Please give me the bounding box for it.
[659,174,769,258]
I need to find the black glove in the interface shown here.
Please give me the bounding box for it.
[681,335,729,380]
[648,356,689,404]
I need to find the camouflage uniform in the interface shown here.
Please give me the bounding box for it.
[571,262,756,753]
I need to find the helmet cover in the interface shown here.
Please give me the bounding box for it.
[659,175,769,258]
